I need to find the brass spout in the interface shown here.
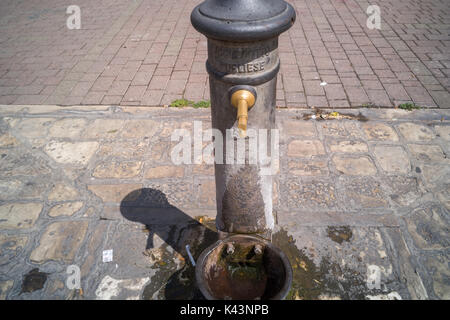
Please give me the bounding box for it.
[231,89,256,137]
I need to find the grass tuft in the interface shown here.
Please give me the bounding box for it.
[170,99,210,108]
[192,100,211,108]
[170,99,194,107]
[398,103,421,111]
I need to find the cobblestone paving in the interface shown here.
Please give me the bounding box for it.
[0,105,448,299]
[0,0,449,108]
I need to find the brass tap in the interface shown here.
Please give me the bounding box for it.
[230,89,256,137]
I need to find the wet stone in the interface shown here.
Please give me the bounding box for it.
[30,221,89,263]
[93,161,143,178]
[282,178,337,210]
[273,227,404,300]
[288,159,329,176]
[397,123,435,141]
[141,221,218,300]
[404,205,449,250]
[44,141,99,166]
[0,234,28,265]
[362,122,398,141]
[373,146,410,174]
[339,177,388,209]
[0,203,43,229]
[408,144,446,162]
[333,155,377,175]
[48,201,83,217]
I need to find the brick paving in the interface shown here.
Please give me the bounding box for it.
[0,105,448,299]
[0,0,449,108]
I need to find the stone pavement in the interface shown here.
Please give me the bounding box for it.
[0,0,449,108]
[0,104,448,299]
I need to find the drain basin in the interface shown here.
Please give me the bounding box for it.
[196,234,292,300]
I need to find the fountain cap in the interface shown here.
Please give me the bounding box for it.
[191,0,296,42]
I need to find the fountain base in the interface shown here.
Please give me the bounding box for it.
[195,234,292,300]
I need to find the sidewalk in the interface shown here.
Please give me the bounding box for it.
[0,0,449,108]
[0,105,448,299]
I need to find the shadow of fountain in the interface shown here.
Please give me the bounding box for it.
[120,188,218,300]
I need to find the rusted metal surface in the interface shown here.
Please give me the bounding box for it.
[208,43,279,238]
[220,166,266,234]
[195,235,292,300]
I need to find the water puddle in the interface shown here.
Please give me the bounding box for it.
[327,226,353,244]
[142,216,218,300]
[21,268,48,294]
[273,228,369,300]
[142,220,382,300]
